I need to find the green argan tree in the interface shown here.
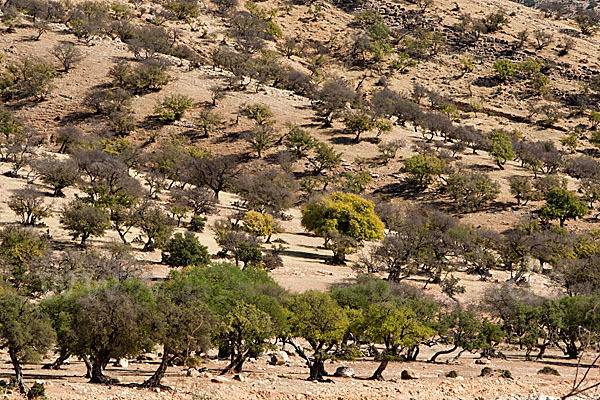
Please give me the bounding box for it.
[286,290,349,381]
[540,188,588,227]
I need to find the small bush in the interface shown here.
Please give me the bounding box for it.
[27,382,45,399]
[445,370,458,378]
[537,366,560,376]
[189,215,207,232]
[161,232,210,267]
[155,94,194,122]
[500,369,512,379]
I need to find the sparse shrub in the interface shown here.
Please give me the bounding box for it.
[8,188,50,226]
[494,59,515,81]
[0,57,56,100]
[52,42,83,72]
[155,94,194,122]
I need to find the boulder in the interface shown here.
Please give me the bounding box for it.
[233,374,246,382]
[269,351,289,366]
[475,358,491,365]
[333,366,355,378]
[187,368,200,378]
[117,359,129,368]
[401,370,419,380]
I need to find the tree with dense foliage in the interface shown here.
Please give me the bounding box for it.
[403,153,445,188]
[285,124,316,158]
[0,227,47,290]
[301,192,384,264]
[539,188,588,227]
[312,142,342,175]
[178,264,287,374]
[362,302,434,380]
[489,131,515,170]
[0,286,55,394]
[286,290,349,381]
[42,279,156,384]
[60,200,110,246]
[161,232,210,267]
[508,176,535,207]
[446,170,500,212]
[142,272,213,387]
[134,203,175,251]
[242,211,280,242]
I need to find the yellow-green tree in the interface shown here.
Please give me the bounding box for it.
[301,192,383,264]
[242,211,281,242]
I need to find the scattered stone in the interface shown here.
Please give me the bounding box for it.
[211,376,229,384]
[333,366,355,378]
[475,358,491,365]
[117,359,129,368]
[233,374,246,382]
[401,370,419,380]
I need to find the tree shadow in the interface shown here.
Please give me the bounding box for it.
[278,248,328,262]
[467,163,497,172]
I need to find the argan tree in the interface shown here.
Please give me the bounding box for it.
[301,192,384,264]
[286,290,349,381]
[0,287,55,394]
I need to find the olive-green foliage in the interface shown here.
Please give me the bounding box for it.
[286,290,349,380]
[0,57,56,100]
[155,94,194,122]
[171,264,287,374]
[494,59,515,81]
[135,204,175,252]
[301,192,384,263]
[161,232,210,267]
[312,142,342,175]
[241,103,274,126]
[446,170,500,212]
[60,200,110,246]
[538,366,560,376]
[285,124,316,158]
[0,285,55,394]
[108,61,171,94]
[42,279,156,383]
[489,131,515,169]
[344,111,374,142]
[540,188,588,227]
[403,153,444,188]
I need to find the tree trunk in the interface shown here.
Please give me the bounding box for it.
[115,226,129,245]
[89,357,111,384]
[308,360,327,381]
[428,345,458,363]
[369,359,388,381]
[221,352,246,375]
[331,251,346,265]
[43,350,70,370]
[9,349,27,394]
[82,355,92,378]
[142,349,170,388]
[405,345,420,361]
